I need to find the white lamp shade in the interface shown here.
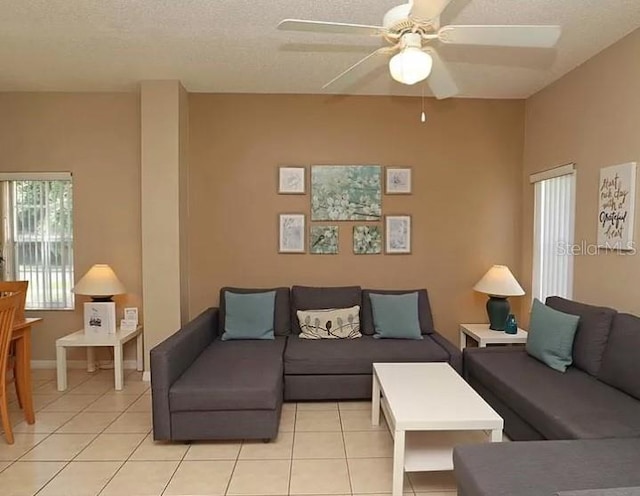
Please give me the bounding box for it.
[73,264,126,297]
[473,265,525,297]
[389,48,433,85]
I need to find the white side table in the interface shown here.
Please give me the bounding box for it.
[56,325,143,391]
[459,323,527,351]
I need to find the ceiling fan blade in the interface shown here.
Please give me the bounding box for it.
[409,0,453,23]
[278,19,387,36]
[424,48,458,99]
[322,48,389,89]
[438,25,562,48]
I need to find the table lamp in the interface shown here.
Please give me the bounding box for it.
[73,264,125,334]
[473,265,525,331]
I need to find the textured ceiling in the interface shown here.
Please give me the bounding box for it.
[1,0,639,98]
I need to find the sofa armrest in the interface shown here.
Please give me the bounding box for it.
[431,331,463,374]
[150,307,219,439]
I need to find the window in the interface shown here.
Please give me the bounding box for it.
[1,173,74,310]
[531,164,576,302]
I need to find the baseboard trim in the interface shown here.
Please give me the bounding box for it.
[142,371,151,382]
[31,360,139,370]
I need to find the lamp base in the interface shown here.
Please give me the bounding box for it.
[90,296,114,302]
[486,296,510,331]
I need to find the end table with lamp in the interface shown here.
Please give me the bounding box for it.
[56,264,142,391]
[473,264,525,331]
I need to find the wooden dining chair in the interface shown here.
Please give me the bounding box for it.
[0,281,28,323]
[0,282,28,406]
[0,292,21,444]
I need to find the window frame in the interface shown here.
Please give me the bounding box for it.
[530,163,576,303]
[0,172,75,311]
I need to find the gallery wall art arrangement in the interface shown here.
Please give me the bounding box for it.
[277,164,412,255]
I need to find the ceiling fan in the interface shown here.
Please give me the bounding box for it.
[278,0,561,99]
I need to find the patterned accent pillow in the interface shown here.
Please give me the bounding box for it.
[297,306,362,339]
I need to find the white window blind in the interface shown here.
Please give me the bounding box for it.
[531,164,576,302]
[1,175,74,310]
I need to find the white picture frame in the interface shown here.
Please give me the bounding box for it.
[597,162,637,250]
[385,167,412,194]
[278,166,306,194]
[279,213,305,253]
[120,319,138,332]
[84,302,116,335]
[385,215,412,254]
[123,307,139,324]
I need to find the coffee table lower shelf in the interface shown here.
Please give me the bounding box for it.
[404,430,491,471]
[381,396,496,472]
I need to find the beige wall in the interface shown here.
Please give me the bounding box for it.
[522,28,640,316]
[0,92,142,361]
[188,94,525,342]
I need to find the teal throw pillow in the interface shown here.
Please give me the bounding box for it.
[222,291,276,341]
[526,298,580,372]
[369,292,422,340]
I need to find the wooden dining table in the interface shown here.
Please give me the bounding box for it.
[10,317,43,424]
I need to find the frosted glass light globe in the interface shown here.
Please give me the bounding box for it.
[389,48,433,85]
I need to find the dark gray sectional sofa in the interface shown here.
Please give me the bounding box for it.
[454,297,640,496]
[151,285,461,442]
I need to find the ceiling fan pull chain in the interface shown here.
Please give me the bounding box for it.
[421,84,426,123]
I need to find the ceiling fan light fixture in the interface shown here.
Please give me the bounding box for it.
[389,46,433,85]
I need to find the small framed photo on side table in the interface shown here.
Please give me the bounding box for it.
[121,307,139,332]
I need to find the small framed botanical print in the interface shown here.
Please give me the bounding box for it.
[385,215,411,254]
[385,167,412,194]
[278,166,306,194]
[279,214,306,253]
[310,225,339,254]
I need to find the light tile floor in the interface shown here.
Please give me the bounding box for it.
[0,368,459,495]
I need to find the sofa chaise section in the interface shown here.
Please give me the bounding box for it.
[151,287,290,441]
[464,346,640,440]
[454,438,640,496]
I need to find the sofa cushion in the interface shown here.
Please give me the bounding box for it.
[526,299,579,372]
[546,296,616,376]
[169,337,285,411]
[221,291,276,341]
[464,347,640,439]
[362,289,435,335]
[219,287,291,336]
[291,286,361,334]
[453,438,640,496]
[284,334,449,375]
[599,313,640,400]
[369,292,422,340]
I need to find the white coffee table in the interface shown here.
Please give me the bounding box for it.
[372,363,503,496]
[55,325,143,391]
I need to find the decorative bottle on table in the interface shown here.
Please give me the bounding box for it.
[505,314,518,334]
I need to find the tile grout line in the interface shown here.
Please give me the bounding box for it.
[223,436,244,496]
[338,403,355,496]
[95,412,152,494]
[159,437,191,496]
[286,402,297,496]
